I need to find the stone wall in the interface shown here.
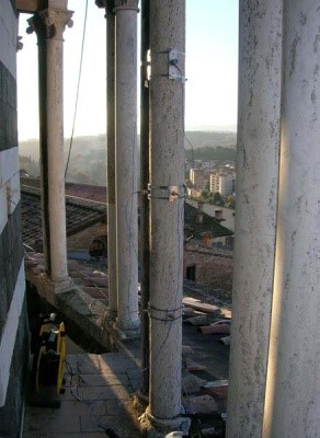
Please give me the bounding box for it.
[0,301,29,438]
[0,2,29,436]
[67,222,107,253]
[184,242,233,291]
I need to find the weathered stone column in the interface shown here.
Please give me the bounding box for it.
[28,1,72,286]
[113,0,140,336]
[105,2,117,317]
[226,0,282,436]
[148,0,185,430]
[263,2,320,437]
[138,0,150,401]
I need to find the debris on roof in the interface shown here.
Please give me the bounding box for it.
[200,324,230,335]
[183,297,222,314]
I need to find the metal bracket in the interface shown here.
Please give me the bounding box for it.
[169,48,185,81]
[148,184,185,202]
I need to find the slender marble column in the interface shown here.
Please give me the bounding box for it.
[226,0,283,436]
[148,0,185,430]
[113,0,140,336]
[106,2,117,316]
[263,2,320,437]
[28,1,72,286]
[138,0,150,401]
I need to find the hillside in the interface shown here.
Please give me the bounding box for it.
[19,131,237,185]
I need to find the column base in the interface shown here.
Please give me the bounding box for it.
[139,406,189,437]
[113,318,140,339]
[51,276,73,293]
[103,309,118,322]
[147,411,183,432]
[34,274,75,307]
[132,393,149,417]
[136,388,149,406]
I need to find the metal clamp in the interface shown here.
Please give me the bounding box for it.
[169,48,185,81]
[148,184,185,202]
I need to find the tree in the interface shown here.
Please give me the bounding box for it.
[201,190,210,199]
[213,192,223,205]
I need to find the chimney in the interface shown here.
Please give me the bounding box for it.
[197,202,204,224]
[215,209,223,221]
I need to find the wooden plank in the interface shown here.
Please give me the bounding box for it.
[185,358,207,372]
[183,297,220,314]
[200,324,230,335]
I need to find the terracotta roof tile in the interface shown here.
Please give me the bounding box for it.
[21,180,232,251]
[21,186,105,251]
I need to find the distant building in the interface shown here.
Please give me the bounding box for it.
[202,160,217,170]
[210,172,236,196]
[189,169,207,191]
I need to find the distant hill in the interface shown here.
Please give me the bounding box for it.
[185,146,237,162]
[19,131,236,160]
[18,135,107,161]
[184,131,236,150]
[19,131,237,185]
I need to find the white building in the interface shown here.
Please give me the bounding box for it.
[189,168,207,190]
[210,172,235,196]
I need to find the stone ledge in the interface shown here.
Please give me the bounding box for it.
[25,268,115,351]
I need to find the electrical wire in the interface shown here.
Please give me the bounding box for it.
[173,63,195,170]
[65,0,89,180]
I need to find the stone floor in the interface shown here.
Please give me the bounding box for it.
[23,351,143,438]
[23,252,231,437]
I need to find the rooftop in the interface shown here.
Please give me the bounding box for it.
[21,185,106,251]
[21,180,233,251]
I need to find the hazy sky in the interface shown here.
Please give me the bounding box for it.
[17,0,238,141]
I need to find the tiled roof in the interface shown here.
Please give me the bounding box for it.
[21,186,105,251]
[21,182,232,251]
[20,177,107,203]
[184,203,233,239]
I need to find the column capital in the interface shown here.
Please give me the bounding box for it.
[96,0,115,15]
[113,0,139,13]
[27,8,73,41]
[106,0,115,14]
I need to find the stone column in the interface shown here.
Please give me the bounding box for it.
[263,2,320,437]
[106,2,117,317]
[113,0,140,336]
[226,0,282,436]
[148,0,185,431]
[28,1,72,286]
[138,0,150,401]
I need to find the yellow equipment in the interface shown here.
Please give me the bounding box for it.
[33,313,66,395]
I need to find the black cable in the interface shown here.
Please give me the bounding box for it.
[173,63,195,169]
[65,0,89,180]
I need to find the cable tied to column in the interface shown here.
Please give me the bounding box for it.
[148,304,183,322]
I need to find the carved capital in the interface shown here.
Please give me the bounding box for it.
[113,0,139,13]
[27,8,73,41]
[106,0,115,15]
[96,0,115,16]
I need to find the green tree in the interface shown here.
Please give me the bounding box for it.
[213,192,223,205]
[201,190,210,199]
